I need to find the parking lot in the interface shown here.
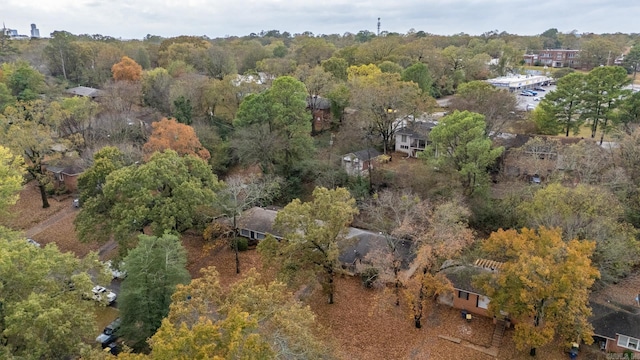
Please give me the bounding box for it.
[516,85,556,111]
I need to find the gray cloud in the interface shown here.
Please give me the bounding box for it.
[3,0,639,39]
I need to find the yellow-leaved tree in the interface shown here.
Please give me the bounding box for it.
[475,227,600,356]
[117,267,330,359]
[258,186,358,304]
[0,145,24,213]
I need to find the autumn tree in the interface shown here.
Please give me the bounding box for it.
[476,227,599,356]
[349,70,423,154]
[359,189,428,306]
[119,233,190,348]
[112,55,143,82]
[258,187,358,304]
[422,110,504,196]
[75,150,220,248]
[407,198,475,328]
[449,80,518,134]
[0,100,58,208]
[124,267,330,359]
[143,118,210,161]
[0,146,24,213]
[215,175,282,274]
[518,183,640,283]
[0,234,107,359]
[142,67,173,114]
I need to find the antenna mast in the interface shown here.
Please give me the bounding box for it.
[377,18,381,36]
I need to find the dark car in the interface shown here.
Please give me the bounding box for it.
[96,318,121,348]
[533,87,546,91]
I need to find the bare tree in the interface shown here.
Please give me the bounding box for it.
[359,189,429,306]
[216,175,282,273]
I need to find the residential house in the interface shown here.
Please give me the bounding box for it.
[307,95,332,132]
[438,259,503,318]
[395,121,437,158]
[341,148,382,176]
[590,301,640,354]
[523,49,580,68]
[65,86,104,99]
[236,207,283,243]
[44,163,84,193]
[236,207,415,272]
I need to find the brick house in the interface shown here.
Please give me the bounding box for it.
[438,259,504,318]
[523,49,580,68]
[44,164,83,193]
[590,301,640,354]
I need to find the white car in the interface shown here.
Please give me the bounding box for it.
[105,260,127,279]
[92,285,117,304]
[26,238,41,247]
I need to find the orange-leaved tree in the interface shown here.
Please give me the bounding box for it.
[143,118,210,162]
[111,56,143,82]
[475,227,599,356]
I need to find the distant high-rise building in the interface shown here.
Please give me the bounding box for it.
[30,23,40,38]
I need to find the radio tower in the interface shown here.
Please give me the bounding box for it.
[377,17,381,36]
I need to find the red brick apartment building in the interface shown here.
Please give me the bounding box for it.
[523,49,580,68]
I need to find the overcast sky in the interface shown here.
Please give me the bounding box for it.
[4,0,639,40]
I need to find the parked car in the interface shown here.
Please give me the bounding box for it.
[105,260,127,279]
[96,318,121,348]
[526,104,535,111]
[90,285,117,304]
[533,97,541,101]
[520,91,534,96]
[26,238,41,247]
[533,87,546,91]
[525,90,538,96]
[531,174,542,185]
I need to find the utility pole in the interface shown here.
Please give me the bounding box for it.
[377,17,381,36]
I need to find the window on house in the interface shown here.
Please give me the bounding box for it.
[400,145,409,150]
[256,233,265,240]
[240,229,250,237]
[458,291,469,300]
[477,296,490,309]
[618,335,640,350]
[401,135,407,142]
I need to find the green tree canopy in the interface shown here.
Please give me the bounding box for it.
[119,233,191,348]
[232,76,314,178]
[401,62,434,96]
[580,66,630,143]
[535,72,586,136]
[476,227,599,356]
[75,149,220,249]
[422,110,503,196]
[0,234,106,359]
[258,187,358,304]
[1,61,45,101]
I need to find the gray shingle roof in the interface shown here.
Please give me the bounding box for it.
[590,301,640,340]
[66,86,103,98]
